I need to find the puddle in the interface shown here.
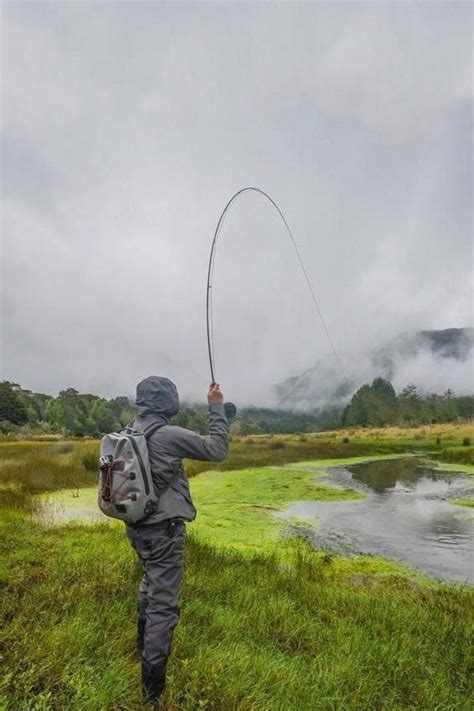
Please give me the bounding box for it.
[34,489,113,525]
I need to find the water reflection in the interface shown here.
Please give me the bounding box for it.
[348,457,454,493]
[277,458,474,583]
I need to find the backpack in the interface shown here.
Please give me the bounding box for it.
[98,423,164,524]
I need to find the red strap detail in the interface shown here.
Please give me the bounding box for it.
[100,461,135,503]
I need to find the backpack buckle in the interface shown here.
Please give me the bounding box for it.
[99,454,113,470]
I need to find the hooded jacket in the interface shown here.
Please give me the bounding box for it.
[131,376,229,525]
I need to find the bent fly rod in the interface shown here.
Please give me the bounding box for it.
[206,187,349,418]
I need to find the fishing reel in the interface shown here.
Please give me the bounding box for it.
[224,402,237,419]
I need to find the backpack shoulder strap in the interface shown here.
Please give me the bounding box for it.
[143,422,166,440]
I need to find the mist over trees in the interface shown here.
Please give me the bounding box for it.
[0,379,472,437]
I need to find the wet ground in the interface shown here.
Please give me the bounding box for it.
[35,489,113,525]
[276,458,474,583]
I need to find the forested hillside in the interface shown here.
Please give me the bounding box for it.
[0,379,472,437]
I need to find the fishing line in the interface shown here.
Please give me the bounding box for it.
[206,186,350,392]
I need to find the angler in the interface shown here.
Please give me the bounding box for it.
[100,376,229,702]
[98,186,341,703]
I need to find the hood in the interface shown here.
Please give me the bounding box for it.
[136,376,180,418]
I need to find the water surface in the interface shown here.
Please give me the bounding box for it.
[277,458,473,583]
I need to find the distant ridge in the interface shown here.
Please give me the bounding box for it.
[276,328,474,409]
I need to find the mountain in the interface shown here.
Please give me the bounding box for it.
[276,328,474,410]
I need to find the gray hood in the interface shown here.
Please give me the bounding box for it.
[136,376,180,418]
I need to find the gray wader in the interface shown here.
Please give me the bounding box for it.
[127,518,186,697]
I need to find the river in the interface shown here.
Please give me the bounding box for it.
[276,458,473,583]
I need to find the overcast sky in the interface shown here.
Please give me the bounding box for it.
[1,1,472,405]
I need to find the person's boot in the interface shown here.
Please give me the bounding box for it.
[137,617,146,657]
[142,659,167,703]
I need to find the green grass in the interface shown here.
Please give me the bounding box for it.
[435,461,474,475]
[1,427,473,710]
[2,512,473,710]
[190,460,362,552]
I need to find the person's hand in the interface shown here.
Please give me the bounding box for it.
[207,383,224,405]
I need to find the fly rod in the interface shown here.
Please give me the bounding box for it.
[206,187,349,418]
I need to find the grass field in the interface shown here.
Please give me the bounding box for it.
[1,424,473,710]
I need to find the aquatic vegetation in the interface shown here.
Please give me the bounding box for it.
[452,498,474,508]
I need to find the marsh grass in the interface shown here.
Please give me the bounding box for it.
[438,446,474,465]
[187,423,474,477]
[189,463,363,551]
[0,441,98,510]
[1,514,472,710]
[51,442,75,455]
[80,451,99,472]
[268,440,285,450]
[1,425,473,709]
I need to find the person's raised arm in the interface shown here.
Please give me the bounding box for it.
[171,384,229,462]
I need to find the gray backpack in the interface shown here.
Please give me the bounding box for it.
[98,423,163,524]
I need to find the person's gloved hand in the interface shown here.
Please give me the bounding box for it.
[207,383,224,405]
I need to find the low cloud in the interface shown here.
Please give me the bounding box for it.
[1,2,472,404]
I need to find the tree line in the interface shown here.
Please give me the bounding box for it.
[0,382,136,437]
[0,381,326,436]
[0,378,472,437]
[342,377,473,427]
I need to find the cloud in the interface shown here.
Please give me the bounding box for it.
[1,1,472,405]
[391,349,473,396]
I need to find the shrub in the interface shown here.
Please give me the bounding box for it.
[436,437,441,445]
[462,437,471,447]
[342,437,350,444]
[299,435,307,442]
